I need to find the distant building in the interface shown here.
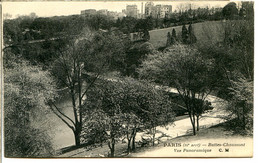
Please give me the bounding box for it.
[159,5,172,18]
[81,9,97,16]
[145,2,172,18]
[125,4,139,18]
[108,11,126,19]
[97,9,108,15]
[81,9,125,19]
[145,2,154,17]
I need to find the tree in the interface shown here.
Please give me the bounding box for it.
[139,44,216,135]
[3,13,12,20]
[227,77,253,134]
[115,18,121,28]
[163,15,170,27]
[181,24,188,44]
[187,23,197,44]
[221,17,253,134]
[222,2,238,20]
[193,99,213,131]
[239,1,254,20]
[49,29,128,146]
[4,52,56,157]
[120,16,138,33]
[121,78,174,149]
[124,41,155,77]
[171,28,177,44]
[82,79,136,157]
[136,84,174,146]
[143,29,150,41]
[83,77,174,156]
[145,16,154,30]
[166,32,172,47]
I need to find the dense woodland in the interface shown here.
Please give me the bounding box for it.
[3,2,254,157]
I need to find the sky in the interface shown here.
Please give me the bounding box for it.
[2,0,233,18]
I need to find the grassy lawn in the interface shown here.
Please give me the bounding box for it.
[149,20,225,49]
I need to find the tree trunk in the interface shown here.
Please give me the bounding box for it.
[189,112,196,135]
[196,115,200,131]
[192,112,196,135]
[131,129,136,151]
[111,137,115,157]
[152,127,156,146]
[127,139,131,154]
[73,129,81,146]
[242,106,246,130]
[108,137,115,157]
[111,141,115,157]
[126,131,132,154]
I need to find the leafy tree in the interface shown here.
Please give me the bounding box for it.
[49,29,128,147]
[124,41,155,77]
[163,15,170,27]
[135,16,154,31]
[187,23,197,44]
[181,24,188,44]
[115,18,121,28]
[83,77,174,156]
[227,77,253,134]
[143,29,150,41]
[221,18,253,134]
[4,52,56,157]
[239,1,254,20]
[121,78,174,149]
[82,79,132,157]
[135,84,174,146]
[155,17,159,29]
[139,44,216,135]
[166,32,172,47]
[224,20,253,80]
[171,28,177,44]
[222,2,238,20]
[193,99,213,131]
[145,16,154,30]
[120,16,138,33]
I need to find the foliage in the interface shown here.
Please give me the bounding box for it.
[139,44,216,135]
[4,53,56,157]
[222,18,254,134]
[226,77,253,134]
[222,2,238,20]
[171,28,177,44]
[142,29,150,41]
[166,32,172,47]
[123,41,155,77]
[50,28,129,146]
[239,1,254,20]
[82,77,174,156]
[223,20,253,80]
[187,24,197,44]
[181,25,189,44]
[197,18,254,134]
[198,18,254,101]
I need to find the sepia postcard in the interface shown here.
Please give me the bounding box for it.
[1,0,255,160]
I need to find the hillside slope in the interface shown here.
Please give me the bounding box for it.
[149,20,226,49]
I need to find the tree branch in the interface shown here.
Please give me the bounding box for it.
[48,103,75,131]
[80,62,107,100]
[51,102,76,126]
